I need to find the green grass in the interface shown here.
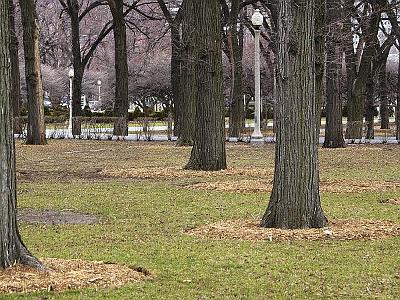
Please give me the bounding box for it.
[7,141,400,299]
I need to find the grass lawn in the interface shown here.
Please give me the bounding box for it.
[9,140,400,299]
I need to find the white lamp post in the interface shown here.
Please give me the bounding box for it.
[97,80,102,103]
[68,68,74,133]
[251,9,264,145]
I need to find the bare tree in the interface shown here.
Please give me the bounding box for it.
[19,0,46,145]
[0,0,43,270]
[261,0,328,229]
[184,0,227,171]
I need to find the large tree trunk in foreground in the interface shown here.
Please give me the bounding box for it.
[9,0,21,134]
[0,1,43,270]
[323,0,344,148]
[261,0,327,229]
[184,0,226,171]
[177,0,195,146]
[19,0,46,145]
[109,0,129,136]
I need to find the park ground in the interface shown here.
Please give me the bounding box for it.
[7,140,400,299]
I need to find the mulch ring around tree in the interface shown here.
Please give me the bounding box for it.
[186,219,400,242]
[0,258,151,294]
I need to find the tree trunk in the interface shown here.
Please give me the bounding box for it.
[228,1,245,138]
[109,0,129,136]
[19,0,46,145]
[184,0,226,171]
[379,68,389,129]
[177,0,196,146]
[0,1,43,270]
[315,0,326,141]
[365,73,375,139]
[171,26,182,137]
[323,0,344,148]
[261,0,327,229]
[69,0,82,136]
[397,50,400,141]
[343,7,357,140]
[9,0,21,134]
[346,2,381,140]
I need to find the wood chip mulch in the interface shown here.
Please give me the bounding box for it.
[0,258,150,294]
[187,219,400,242]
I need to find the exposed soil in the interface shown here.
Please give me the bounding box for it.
[101,166,275,180]
[187,219,400,242]
[102,167,400,194]
[0,258,149,294]
[380,198,400,205]
[17,208,99,225]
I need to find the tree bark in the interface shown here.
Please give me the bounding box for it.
[68,0,82,136]
[397,50,400,141]
[0,1,43,270]
[184,0,226,171]
[345,1,383,140]
[261,0,328,229]
[19,0,46,145]
[9,0,21,134]
[379,66,389,130]
[171,26,182,137]
[227,0,245,138]
[323,0,344,148]
[109,0,129,136]
[315,0,326,141]
[177,0,196,146]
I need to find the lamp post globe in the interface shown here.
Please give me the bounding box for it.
[68,68,74,79]
[251,9,263,28]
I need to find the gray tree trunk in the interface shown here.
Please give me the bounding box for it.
[19,0,46,145]
[0,1,43,270]
[9,0,21,134]
[261,0,327,229]
[109,0,129,136]
[69,0,82,136]
[315,0,326,140]
[379,68,389,129]
[323,0,344,148]
[228,0,245,138]
[177,0,196,146]
[184,0,226,171]
[397,50,400,141]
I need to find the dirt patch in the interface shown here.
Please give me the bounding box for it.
[17,208,99,225]
[185,179,400,194]
[380,198,400,205]
[0,258,149,294]
[101,166,274,180]
[187,219,400,242]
